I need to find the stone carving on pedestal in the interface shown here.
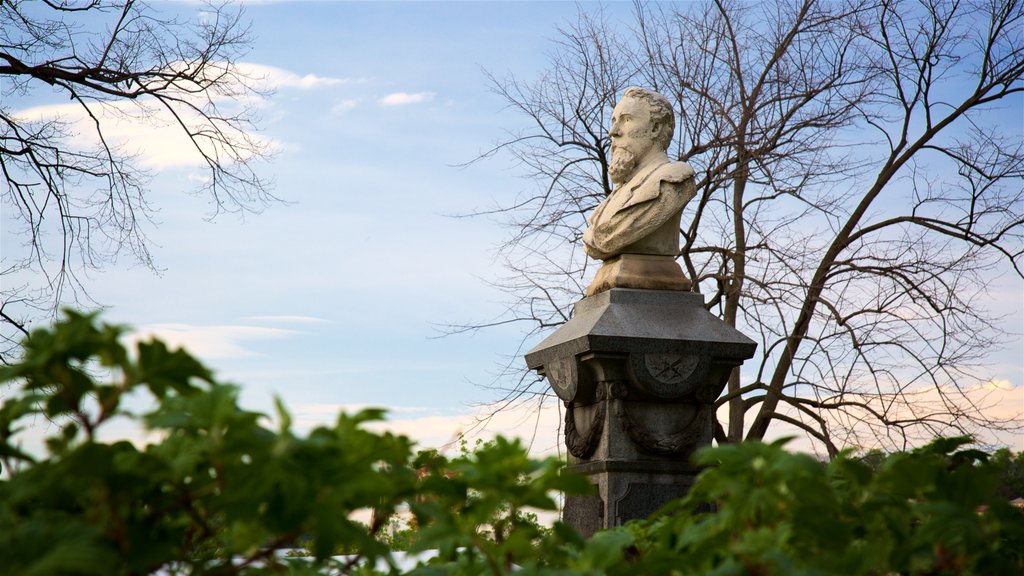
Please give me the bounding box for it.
[524,87,757,537]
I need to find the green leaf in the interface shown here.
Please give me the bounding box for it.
[581,529,635,569]
[136,339,212,397]
[274,395,292,434]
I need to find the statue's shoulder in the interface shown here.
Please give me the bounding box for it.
[652,161,695,184]
[622,161,697,208]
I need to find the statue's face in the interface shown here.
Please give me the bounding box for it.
[609,97,659,185]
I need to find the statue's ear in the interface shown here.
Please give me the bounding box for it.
[651,122,668,146]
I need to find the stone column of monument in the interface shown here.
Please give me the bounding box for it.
[524,87,756,538]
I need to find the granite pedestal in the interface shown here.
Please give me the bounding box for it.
[525,288,756,537]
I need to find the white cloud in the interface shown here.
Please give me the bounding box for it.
[288,398,564,456]
[98,414,169,450]
[293,403,431,418]
[243,315,331,324]
[233,62,354,91]
[13,100,276,169]
[379,91,436,106]
[745,380,1024,454]
[9,61,350,169]
[288,376,1023,460]
[126,323,299,360]
[331,99,360,113]
[985,378,1016,391]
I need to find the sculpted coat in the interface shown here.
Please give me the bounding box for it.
[583,161,696,261]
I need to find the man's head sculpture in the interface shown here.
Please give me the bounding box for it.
[609,87,676,185]
[582,87,696,296]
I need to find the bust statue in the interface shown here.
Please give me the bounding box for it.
[583,87,696,296]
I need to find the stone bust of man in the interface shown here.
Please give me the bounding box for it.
[582,87,696,295]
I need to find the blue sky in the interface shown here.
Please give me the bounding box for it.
[3,1,1022,454]
[5,0,616,453]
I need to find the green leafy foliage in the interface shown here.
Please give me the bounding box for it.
[597,439,1024,576]
[1,311,1021,575]
[0,311,593,575]
[406,437,591,575]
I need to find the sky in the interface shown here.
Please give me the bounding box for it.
[2,0,1022,456]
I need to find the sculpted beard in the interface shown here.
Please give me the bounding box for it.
[609,145,638,185]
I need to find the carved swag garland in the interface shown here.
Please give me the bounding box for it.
[564,381,712,459]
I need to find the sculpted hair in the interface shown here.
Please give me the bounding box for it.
[621,87,675,150]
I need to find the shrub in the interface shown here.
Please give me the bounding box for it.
[601,438,1024,575]
[0,311,587,575]
[1,311,1020,575]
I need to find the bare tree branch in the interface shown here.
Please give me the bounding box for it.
[459,0,1023,455]
[1,1,274,355]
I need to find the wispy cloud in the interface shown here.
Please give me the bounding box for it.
[379,91,436,106]
[235,62,355,90]
[127,323,299,360]
[287,399,564,455]
[740,380,1024,455]
[331,99,360,114]
[244,315,331,324]
[10,62,351,169]
[13,99,277,170]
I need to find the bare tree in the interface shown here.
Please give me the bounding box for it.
[464,0,1023,455]
[1,0,273,360]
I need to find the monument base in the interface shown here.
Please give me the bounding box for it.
[561,386,714,537]
[586,254,691,296]
[524,288,757,537]
[564,459,704,537]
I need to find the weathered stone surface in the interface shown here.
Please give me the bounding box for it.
[581,87,697,296]
[525,288,756,537]
[565,459,703,537]
[527,87,756,537]
[525,288,756,405]
[585,253,691,296]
